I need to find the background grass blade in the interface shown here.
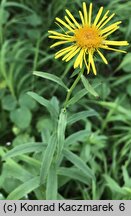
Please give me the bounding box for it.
[5,2,34,12]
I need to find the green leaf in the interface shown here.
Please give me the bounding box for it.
[25,13,42,26]
[66,88,87,106]
[28,91,58,120]
[116,53,131,72]
[2,94,17,111]
[27,29,40,40]
[28,91,49,107]
[122,166,131,187]
[58,167,89,185]
[19,93,36,110]
[0,193,5,200]
[7,177,40,200]
[65,130,90,146]
[34,71,68,90]
[1,9,10,24]
[81,75,99,98]
[126,81,131,96]
[10,106,32,129]
[63,149,95,180]
[50,97,59,114]
[95,82,110,100]
[19,155,41,170]
[46,164,57,200]
[57,109,67,159]
[104,175,126,195]
[112,74,131,87]
[68,110,98,125]
[12,134,35,147]
[40,134,57,184]
[3,143,44,160]
[3,159,33,182]
[99,101,131,119]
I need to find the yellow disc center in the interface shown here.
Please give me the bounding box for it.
[74,26,103,49]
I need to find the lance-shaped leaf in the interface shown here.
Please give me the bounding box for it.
[34,71,68,90]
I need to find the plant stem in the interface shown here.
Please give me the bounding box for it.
[32,37,41,91]
[64,68,84,108]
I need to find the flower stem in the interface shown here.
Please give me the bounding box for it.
[64,68,84,108]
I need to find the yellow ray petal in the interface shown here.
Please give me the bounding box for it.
[65,47,81,62]
[55,45,75,59]
[93,7,103,26]
[100,21,121,34]
[62,46,78,61]
[55,17,74,32]
[83,2,88,25]
[64,16,76,29]
[104,40,129,46]
[62,46,80,61]
[89,52,97,75]
[55,45,74,55]
[100,45,127,53]
[88,52,92,74]
[84,52,89,72]
[89,3,93,26]
[97,10,109,28]
[99,13,115,29]
[79,10,85,26]
[103,26,119,38]
[50,41,70,48]
[48,31,71,38]
[62,45,78,61]
[80,54,84,68]
[97,49,108,64]
[74,49,85,69]
[65,9,80,28]
[49,35,72,40]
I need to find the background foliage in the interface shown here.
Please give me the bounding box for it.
[0,0,131,200]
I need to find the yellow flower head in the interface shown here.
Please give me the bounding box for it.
[48,2,129,75]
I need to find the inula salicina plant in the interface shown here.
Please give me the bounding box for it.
[0,0,131,200]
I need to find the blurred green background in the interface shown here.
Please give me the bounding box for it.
[0,0,131,200]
